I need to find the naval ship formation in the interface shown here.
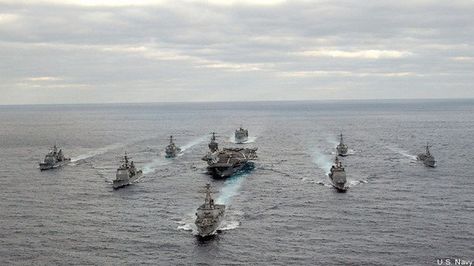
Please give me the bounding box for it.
[38,127,438,237]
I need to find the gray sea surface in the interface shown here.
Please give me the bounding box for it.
[0,99,473,265]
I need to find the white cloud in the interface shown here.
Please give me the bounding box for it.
[299,49,413,59]
[27,76,62,81]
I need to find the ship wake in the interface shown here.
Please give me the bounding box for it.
[216,164,254,205]
[228,135,258,144]
[178,136,207,155]
[142,154,170,175]
[387,145,417,160]
[71,143,124,163]
[312,149,332,175]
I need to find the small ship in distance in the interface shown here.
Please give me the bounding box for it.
[336,133,348,156]
[195,184,225,237]
[39,145,70,170]
[235,127,249,144]
[113,153,143,189]
[417,144,436,167]
[165,135,181,158]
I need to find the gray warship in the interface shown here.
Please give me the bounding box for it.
[39,145,70,170]
[417,144,436,167]
[336,133,348,156]
[113,153,143,189]
[234,127,249,144]
[165,135,181,158]
[208,132,219,152]
[195,183,225,237]
[328,157,347,192]
[202,133,257,179]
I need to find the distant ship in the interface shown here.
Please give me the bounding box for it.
[208,132,219,152]
[235,127,249,144]
[165,135,181,158]
[336,133,348,156]
[195,184,225,237]
[417,144,436,167]
[39,145,70,170]
[113,153,142,189]
[328,157,347,192]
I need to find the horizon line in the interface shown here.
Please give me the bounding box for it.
[0,97,473,107]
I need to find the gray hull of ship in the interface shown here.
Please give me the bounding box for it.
[39,160,70,171]
[113,173,141,189]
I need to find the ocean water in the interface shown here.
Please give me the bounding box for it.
[0,99,473,265]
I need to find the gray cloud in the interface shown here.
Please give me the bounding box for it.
[0,0,473,104]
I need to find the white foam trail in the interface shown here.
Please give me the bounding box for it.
[177,213,199,235]
[312,150,333,175]
[216,173,249,205]
[228,134,258,144]
[142,155,170,175]
[71,143,124,162]
[219,220,240,231]
[179,136,207,154]
[326,137,339,148]
[387,146,417,160]
[347,149,356,155]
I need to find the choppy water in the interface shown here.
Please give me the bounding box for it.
[0,100,473,265]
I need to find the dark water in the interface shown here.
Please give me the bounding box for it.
[0,100,473,265]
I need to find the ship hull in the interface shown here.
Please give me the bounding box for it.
[39,159,71,171]
[417,154,436,168]
[235,136,248,144]
[329,173,347,192]
[113,173,142,189]
[195,209,225,237]
[336,146,348,156]
[208,163,246,179]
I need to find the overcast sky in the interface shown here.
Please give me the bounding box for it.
[0,0,473,104]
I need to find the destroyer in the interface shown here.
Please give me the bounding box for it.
[113,153,142,189]
[208,132,219,153]
[202,147,257,179]
[417,144,436,167]
[234,127,249,144]
[165,135,181,158]
[39,145,70,170]
[328,157,347,192]
[336,133,348,156]
[195,184,225,237]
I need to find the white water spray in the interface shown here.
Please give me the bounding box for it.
[142,155,170,175]
[215,173,248,205]
[179,135,207,154]
[312,149,333,175]
[228,135,258,144]
[71,143,124,162]
[387,145,417,160]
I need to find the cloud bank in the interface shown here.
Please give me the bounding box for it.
[0,0,473,104]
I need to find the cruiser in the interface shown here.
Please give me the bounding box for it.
[202,147,257,179]
[195,184,225,237]
[328,157,347,192]
[336,133,348,156]
[113,153,142,189]
[39,145,70,170]
[417,144,436,167]
[165,135,181,158]
[235,127,249,144]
